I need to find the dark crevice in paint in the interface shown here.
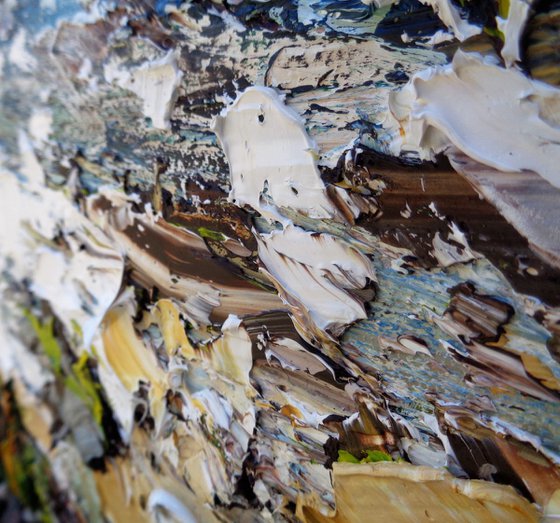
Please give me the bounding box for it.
[374,0,448,47]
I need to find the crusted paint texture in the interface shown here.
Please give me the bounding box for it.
[0,1,559,522]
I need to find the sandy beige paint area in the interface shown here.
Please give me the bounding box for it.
[298,462,539,523]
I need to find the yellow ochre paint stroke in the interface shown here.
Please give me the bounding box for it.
[297,462,539,523]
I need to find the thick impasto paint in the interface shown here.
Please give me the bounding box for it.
[1,1,559,521]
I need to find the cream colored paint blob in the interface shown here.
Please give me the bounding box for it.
[257,224,375,337]
[213,86,338,220]
[390,51,560,189]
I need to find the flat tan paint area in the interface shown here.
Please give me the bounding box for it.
[298,462,538,523]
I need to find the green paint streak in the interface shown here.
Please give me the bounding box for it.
[198,227,226,242]
[67,353,104,426]
[24,312,62,374]
[498,0,510,19]
[361,449,393,463]
[337,450,360,463]
[337,449,394,464]
[484,26,505,42]
[25,312,104,428]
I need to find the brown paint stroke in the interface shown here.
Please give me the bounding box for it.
[337,150,560,306]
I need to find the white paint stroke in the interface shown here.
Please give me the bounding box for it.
[0,174,123,348]
[497,0,533,67]
[257,224,376,338]
[104,50,182,130]
[213,86,339,220]
[389,50,560,189]
[419,0,482,41]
